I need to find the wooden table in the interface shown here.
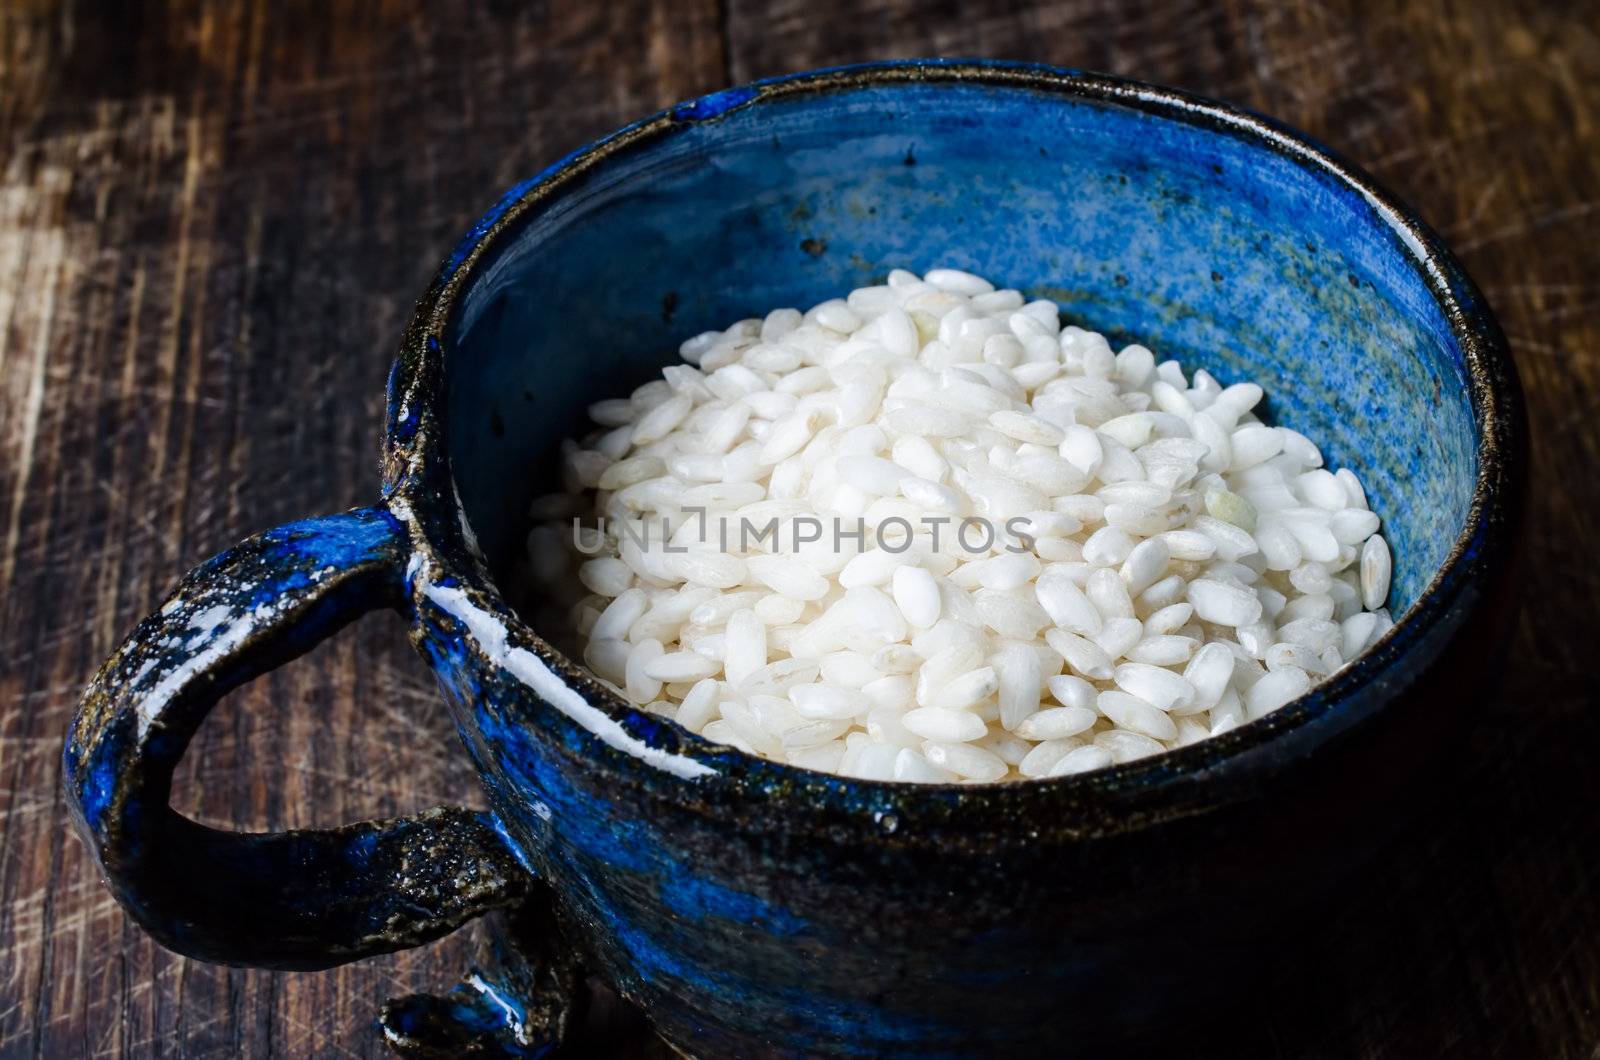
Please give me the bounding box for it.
[2,2,1596,1056]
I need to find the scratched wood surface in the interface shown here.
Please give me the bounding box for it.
[1,2,1596,1056]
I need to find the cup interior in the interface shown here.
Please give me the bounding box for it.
[443,73,1478,631]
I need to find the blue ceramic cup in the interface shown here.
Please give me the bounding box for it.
[66,62,1523,1056]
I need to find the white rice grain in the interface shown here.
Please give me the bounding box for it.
[535,267,1394,783]
[903,706,987,743]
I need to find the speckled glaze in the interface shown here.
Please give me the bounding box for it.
[66,62,1524,1057]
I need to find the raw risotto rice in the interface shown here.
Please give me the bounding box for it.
[523,267,1394,783]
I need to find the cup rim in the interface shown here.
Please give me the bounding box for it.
[384,59,1523,833]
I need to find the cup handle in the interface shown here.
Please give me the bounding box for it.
[63,505,532,970]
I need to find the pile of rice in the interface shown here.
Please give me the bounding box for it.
[525,267,1393,782]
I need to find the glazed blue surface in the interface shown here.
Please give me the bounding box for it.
[63,508,532,971]
[449,75,1475,614]
[69,62,1522,1057]
[427,65,1512,1055]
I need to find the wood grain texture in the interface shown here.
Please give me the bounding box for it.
[0,1,1595,1056]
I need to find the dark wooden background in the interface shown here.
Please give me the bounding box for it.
[1,1,1596,1056]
